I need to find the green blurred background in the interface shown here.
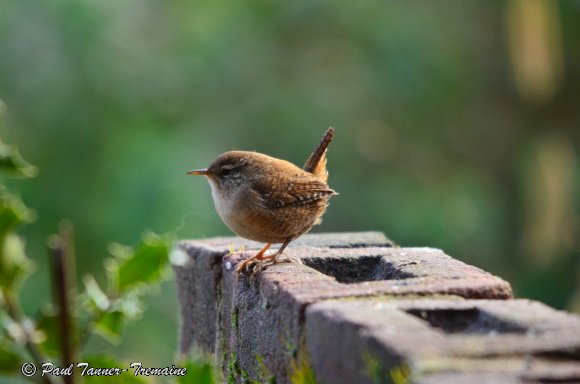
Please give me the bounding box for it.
[1,0,578,367]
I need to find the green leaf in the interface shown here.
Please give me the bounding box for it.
[177,358,216,384]
[115,292,144,321]
[83,275,110,311]
[91,291,145,344]
[0,189,34,238]
[115,232,171,293]
[36,306,61,357]
[0,189,34,291]
[0,341,22,374]
[0,140,37,178]
[93,310,124,344]
[107,242,133,259]
[0,234,33,291]
[81,354,148,384]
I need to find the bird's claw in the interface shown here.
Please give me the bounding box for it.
[235,256,274,275]
[250,259,274,275]
[235,252,302,278]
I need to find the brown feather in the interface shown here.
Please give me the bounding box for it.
[250,172,336,209]
[303,127,335,182]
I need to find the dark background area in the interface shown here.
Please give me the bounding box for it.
[1,0,578,367]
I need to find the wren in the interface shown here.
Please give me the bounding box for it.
[188,128,337,274]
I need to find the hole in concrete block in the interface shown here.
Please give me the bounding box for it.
[303,256,412,284]
[536,350,580,361]
[405,308,528,334]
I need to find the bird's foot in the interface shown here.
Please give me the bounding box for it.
[236,254,275,275]
[249,256,277,275]
[236,253,302,279]
[235,243,272,275]
[235,241,299,278]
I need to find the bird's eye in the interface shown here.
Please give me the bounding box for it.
[221,167,233,176]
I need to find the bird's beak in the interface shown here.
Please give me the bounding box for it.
[187,169,209,176]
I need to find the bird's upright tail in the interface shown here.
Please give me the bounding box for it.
[303,127,335,182]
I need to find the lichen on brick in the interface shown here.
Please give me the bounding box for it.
[231,307,239,331]
[288,346,317,384]
[256,354,276,384]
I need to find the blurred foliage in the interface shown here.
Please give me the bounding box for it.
[0,144,217,382]
[79,232,172,345]
[0,0,578,378]
[0,141,37,179]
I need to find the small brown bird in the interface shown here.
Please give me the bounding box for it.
[188,128,337,274]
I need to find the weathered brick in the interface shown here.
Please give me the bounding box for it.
[173,231,391,357]
[172,242,227,355]
[173,232,514,382]
[306,298,580,383]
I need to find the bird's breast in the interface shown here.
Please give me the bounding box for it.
[209,182,237,225]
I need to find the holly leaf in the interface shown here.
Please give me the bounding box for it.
[0,341,22,374]
[0,141,37,178]
[114,232,171,293]
[0,234,33,291]
[0,189,35,238]
[93,310,124,344]
[83,275,110,312]
[177,358,216,384]
[36,306,60,357]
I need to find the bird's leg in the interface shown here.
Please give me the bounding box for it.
[274,239,303,265]
[249,240,288,275]
[235,243,272,273]
[248,239,302,275]
[237,239,304,276]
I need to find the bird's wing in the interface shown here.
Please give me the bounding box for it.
[250,175,336,209]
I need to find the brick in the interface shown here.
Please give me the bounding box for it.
[305,298,580,383]
[173,232,513,382]
[173,231,391,356]
[172,242,227,355]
